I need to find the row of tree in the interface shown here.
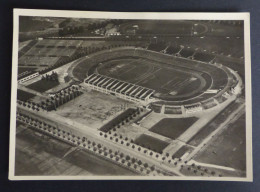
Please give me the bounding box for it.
[17,112,165,175]
[17,100,42,111]
[41,86,82,111]
[100,107,143,133]
[41,71,59,82]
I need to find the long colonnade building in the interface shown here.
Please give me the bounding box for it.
[84,73,155,105]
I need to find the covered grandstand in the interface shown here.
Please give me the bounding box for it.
[84,73,155,105]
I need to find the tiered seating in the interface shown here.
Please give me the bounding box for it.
[179,49,194,58]
[151,104,162,113]
[85,73,154,102]
[147,43,166,52]
[164,106,182,114]
[215,95,227,104]
[201,99,217,109]
[165,45,181,55]
[193,52,215,63]
[185,104,203,113]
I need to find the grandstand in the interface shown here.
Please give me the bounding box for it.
[147,42,166,52]
[193,52,215,63]
[179,48,194,58]
[165,45,181,55]
[84,73,155,105]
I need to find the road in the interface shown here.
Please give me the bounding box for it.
[17,104,182,176]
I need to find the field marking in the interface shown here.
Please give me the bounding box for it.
[134,66,161,85]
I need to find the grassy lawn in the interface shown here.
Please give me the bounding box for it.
[134,134,169,153]
[172,145,193,159]
[149,117,198,139]
[194,113,246,171]
[99,108,136,132]
[18,67,36,75]
[26,79,59,93]
[17,89,36,101]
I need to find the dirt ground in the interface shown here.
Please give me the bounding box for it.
[55,89,137,129]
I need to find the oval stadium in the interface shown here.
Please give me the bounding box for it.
[70,47,242,115]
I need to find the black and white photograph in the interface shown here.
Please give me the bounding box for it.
[9,9,252,181]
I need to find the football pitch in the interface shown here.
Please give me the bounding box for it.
[97,58,201,96]
[149,117,198,140]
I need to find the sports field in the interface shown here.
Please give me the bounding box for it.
[97,58,201,96]
[194,113,246,171]
[134,134,169,153]
[27,79,60,93]
[149,117,198,140]
[17,89,36,101]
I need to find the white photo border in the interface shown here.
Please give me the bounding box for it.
[9,8,253,181]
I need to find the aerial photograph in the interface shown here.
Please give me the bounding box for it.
[12,13,249,180]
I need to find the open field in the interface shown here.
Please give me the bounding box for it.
[26,79,60,93]
[194,113,246,171]
[149,117,198,140]
[15,124,136,176]
[187,101,242,146]
[17,89,36,101]
[134,134,169,153]
[56,90,137,129]
[171,145,194,159]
